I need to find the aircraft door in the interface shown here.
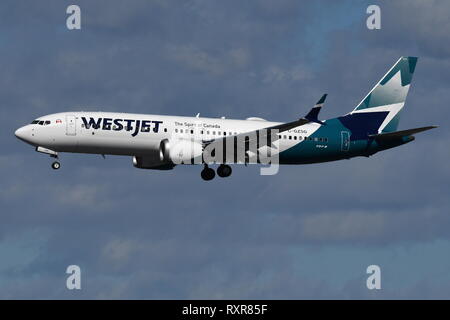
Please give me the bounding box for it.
[341,131,350,151]
[66,115,77,136]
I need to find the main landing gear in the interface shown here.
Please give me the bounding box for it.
[217,164,232,178]
[201,164,232,181]
[201,165,215,181]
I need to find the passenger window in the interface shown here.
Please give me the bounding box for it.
[164,128,167,132]
[201,130,204,134]
[223,132,226,136]
[207,131,210,135]
[289,136,292,140]
[175,129,178,133]
[229,132,232,135]
[212,131,215,135]
[294,136,297,140]
[191,130,194,134]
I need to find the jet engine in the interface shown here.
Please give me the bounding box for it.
[161,138,203,164]
[132,139,173,170]
[132,139,203,169]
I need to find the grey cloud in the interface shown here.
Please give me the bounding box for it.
[1,0,449,299]
[166,44,251,76]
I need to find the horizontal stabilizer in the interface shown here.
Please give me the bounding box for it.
[369,125,438,140]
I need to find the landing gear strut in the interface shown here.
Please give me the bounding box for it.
[201,165,215,181]
[217,164,232,178]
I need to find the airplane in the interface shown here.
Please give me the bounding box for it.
[14,56,437,180]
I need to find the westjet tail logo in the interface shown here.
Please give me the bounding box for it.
[81,117,163,137]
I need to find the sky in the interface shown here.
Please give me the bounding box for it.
[1,0,450,299]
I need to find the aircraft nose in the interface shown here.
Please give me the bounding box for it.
[15,126,28,141]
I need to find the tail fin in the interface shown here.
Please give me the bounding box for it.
[351,56,418,133]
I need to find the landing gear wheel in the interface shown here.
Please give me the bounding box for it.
[51,161,60,170]
[201,166,215,181]
[217,164,232,178]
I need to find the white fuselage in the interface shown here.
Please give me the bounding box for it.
[15,111,322,162]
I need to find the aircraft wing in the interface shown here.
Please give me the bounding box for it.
[203,94,328,149]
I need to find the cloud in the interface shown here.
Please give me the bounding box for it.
[166,44,251,76]
[1,0,449,299]
[370,0,450,60]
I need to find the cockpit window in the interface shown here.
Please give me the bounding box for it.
[31,120,52,125]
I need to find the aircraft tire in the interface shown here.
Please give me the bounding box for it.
[51,161,61,170]
[217,164,232,178]
[201,167,215,181]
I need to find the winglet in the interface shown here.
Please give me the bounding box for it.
[304,94,327,125]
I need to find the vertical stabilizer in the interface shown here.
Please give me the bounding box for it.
[350,56,418,133]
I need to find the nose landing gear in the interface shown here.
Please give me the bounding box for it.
[35,147,60,170]
[51,161,61,170]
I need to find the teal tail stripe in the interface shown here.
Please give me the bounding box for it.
[353,56,418,111]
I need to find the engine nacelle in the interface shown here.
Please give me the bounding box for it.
[132,139,174,170]
[133,155,174,170]
[132,138,202,169]
[164,139,203,164]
